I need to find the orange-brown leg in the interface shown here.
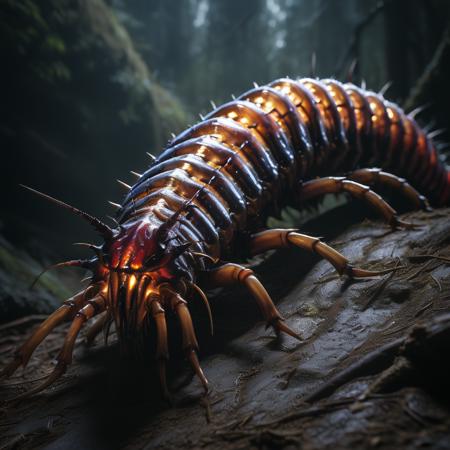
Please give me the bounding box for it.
[205,263,301,341]
[149,299,170,398]
[0,286,99,379]
[85,310,111,347]
[8,293,106,401]
[348,168,431,211]
[249,229,394,278]
[298,177,417,229]
[161,286,209,392]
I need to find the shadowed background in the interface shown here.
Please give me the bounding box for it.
[0,0,449,320]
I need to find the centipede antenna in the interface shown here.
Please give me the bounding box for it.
[117,179,131,190]
[31,259,92,289]
[253,81,259,88]
[108,201,121,210]
[378,81,392,97]
[20,185,113,241]
[346,58,358,82]
[130,171,142,178]
[209,100,216,110]
[146,152,156,161]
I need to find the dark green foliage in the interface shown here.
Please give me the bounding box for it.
[0,0,188,258]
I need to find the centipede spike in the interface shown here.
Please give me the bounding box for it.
[428,128,447,140]
[253,81,259,88]
[209,100,217,110]
[146,152,157,161]
[108,201,121,210]
[310,51,317,77]
[231,94,236,100]
[130,170,142,178]
[423,120,437,133]
[170,132,176,139]
[190,251,219,264]
[199,113,205,120]
[361,79,367,90]
[106,215,121,227]
[188,349,209,392]
[346,58,357,82]
[117,179,131,190]
[378,80,392,96]
[408,103,430,119]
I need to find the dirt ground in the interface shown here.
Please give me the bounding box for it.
[1,206,449,450]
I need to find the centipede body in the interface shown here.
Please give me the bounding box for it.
[2,76,450,400]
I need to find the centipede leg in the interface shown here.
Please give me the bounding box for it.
[161,287,209,392]
[8,294,106,402]
[249,229,395,277]
[85,310,110,347]
[298,177,419,229]
[0,286,98,379]
[347,168,431,211]
[149,299,170,398]
[205,263,301,341]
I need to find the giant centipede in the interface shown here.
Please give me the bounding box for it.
[2,77,450,400]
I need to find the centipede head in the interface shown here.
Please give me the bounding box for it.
[22,185,193,351]
[92,214,195,348]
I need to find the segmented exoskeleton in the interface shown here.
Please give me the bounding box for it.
[3,77,450,400]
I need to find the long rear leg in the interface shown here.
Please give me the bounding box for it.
[249,229,396,277]
[347,168,431,211]
[298,176,419,229]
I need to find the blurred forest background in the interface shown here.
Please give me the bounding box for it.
[0,0,449,319]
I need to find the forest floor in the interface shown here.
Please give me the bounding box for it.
[0,206,449,450]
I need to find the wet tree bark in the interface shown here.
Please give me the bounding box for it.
[1,205,449,450]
